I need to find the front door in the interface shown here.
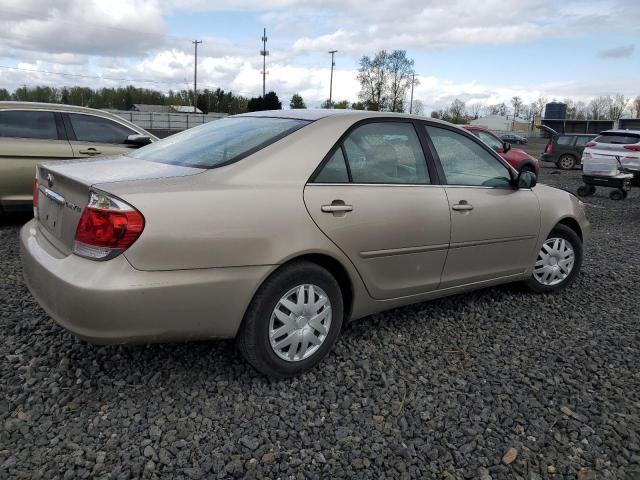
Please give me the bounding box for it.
[304,121,450,300]
[424,124,540,288]
[65,113,138,158]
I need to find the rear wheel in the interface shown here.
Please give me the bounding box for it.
[609,189,624,201]
[524,225,582,293]
[236,261,343,377]
[557,155,577,170]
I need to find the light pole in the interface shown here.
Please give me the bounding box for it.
[192,40,202,113]
[328,50,337,108]
[409,72,416,114]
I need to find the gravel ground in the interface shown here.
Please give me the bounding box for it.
[2,165,640,480]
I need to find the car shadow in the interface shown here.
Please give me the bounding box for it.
[0,211,33,227]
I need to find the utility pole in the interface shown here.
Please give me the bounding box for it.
[192,40,202,113]
[409,72,416,114]
[260,28,269,99]
[328,50,337,108]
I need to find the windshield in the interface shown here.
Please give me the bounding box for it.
[474,131,503,151]
[130,116,310,168]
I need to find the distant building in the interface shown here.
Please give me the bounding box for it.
[130,104,203,114]
[470,115,530,132]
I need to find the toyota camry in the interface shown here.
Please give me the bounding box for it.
[21,110,589,377]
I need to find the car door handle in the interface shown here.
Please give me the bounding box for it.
[452,203,474,211]
[79,148,101,155]
[321,204,353,213]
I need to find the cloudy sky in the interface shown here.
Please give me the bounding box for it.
[0,0,638,111]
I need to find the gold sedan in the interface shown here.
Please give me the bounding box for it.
[20,110,589,377]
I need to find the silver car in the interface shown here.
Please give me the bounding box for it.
[21,110,589,377]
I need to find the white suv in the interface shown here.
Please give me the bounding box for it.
[582,129,640,185]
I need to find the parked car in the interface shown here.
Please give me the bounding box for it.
[582,129,640,185]
[0,101,156,213]
[21,110,589,377]
[538,125,597,170]
[462,125,539,175]
[501,133,528,144]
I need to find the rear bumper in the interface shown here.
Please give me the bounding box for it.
[20,220,273,344]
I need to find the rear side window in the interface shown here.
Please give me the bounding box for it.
[68,113,136,144]
[131,117,310,168]
[575,136,595,146]
[557,136,574,145]
[0,110,58,140]
[314,148,349,183]
[593,133,640,145]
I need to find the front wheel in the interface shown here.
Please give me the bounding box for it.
[236,261,344,377]
[524,225,582,293]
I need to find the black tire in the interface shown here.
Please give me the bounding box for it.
[236,261,344,378]
[609,189,624,201]
[622,190,629,199]
[577,185,595,197]
[557,155,577,170]
[524,224,583,294]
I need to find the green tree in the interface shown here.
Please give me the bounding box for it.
[332,100,349,109]
[290,93,306,109]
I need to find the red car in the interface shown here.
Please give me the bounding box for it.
[461,125,539,176]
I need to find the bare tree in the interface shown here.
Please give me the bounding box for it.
[608,94,628,120]
[564,99,577,119]
[589,96,609,120]
[357,49,416,112]
[468,103,482,120]
[534,97,548,118]
[357,51,388,111]
[511,96,523,118]
[412,99,424,116]
[448,99,467,124]
[633,96,640,118]
[386,50,415,113]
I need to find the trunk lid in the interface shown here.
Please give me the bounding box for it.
[35,155,203,254]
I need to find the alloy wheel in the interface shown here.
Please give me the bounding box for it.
[533,238,575,286]
[269,284,332,362]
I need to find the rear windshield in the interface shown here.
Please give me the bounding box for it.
[130,116,310,168]
[593,132,640,145]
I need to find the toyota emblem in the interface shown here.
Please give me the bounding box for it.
[47,173,54,188]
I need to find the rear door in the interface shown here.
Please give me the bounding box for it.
[64,112,139,158]
[423,124,540,288]
[304,120,451,300]
[0,110,73,205]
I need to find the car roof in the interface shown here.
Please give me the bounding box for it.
[599,129,640,135]
[0,101,120,116]
[234,108,453,125]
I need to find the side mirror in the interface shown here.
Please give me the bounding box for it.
[125,134,152,147]
[503,142,511,153]
[517,170,537,189]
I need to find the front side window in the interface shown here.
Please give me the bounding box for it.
[0,110,58,140]
[132,116,309,168]
[475,130,503,151]
[341,122,429,184]
[68,114,136,144]
[425,125,512,187]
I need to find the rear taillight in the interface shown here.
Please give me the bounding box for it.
[32,177,38,213]
[73,192,144,260]
[585,142,596,147]
[545,143,553,154]
[623,145,640,152]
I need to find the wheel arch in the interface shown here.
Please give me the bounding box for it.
[556,216,583,241]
